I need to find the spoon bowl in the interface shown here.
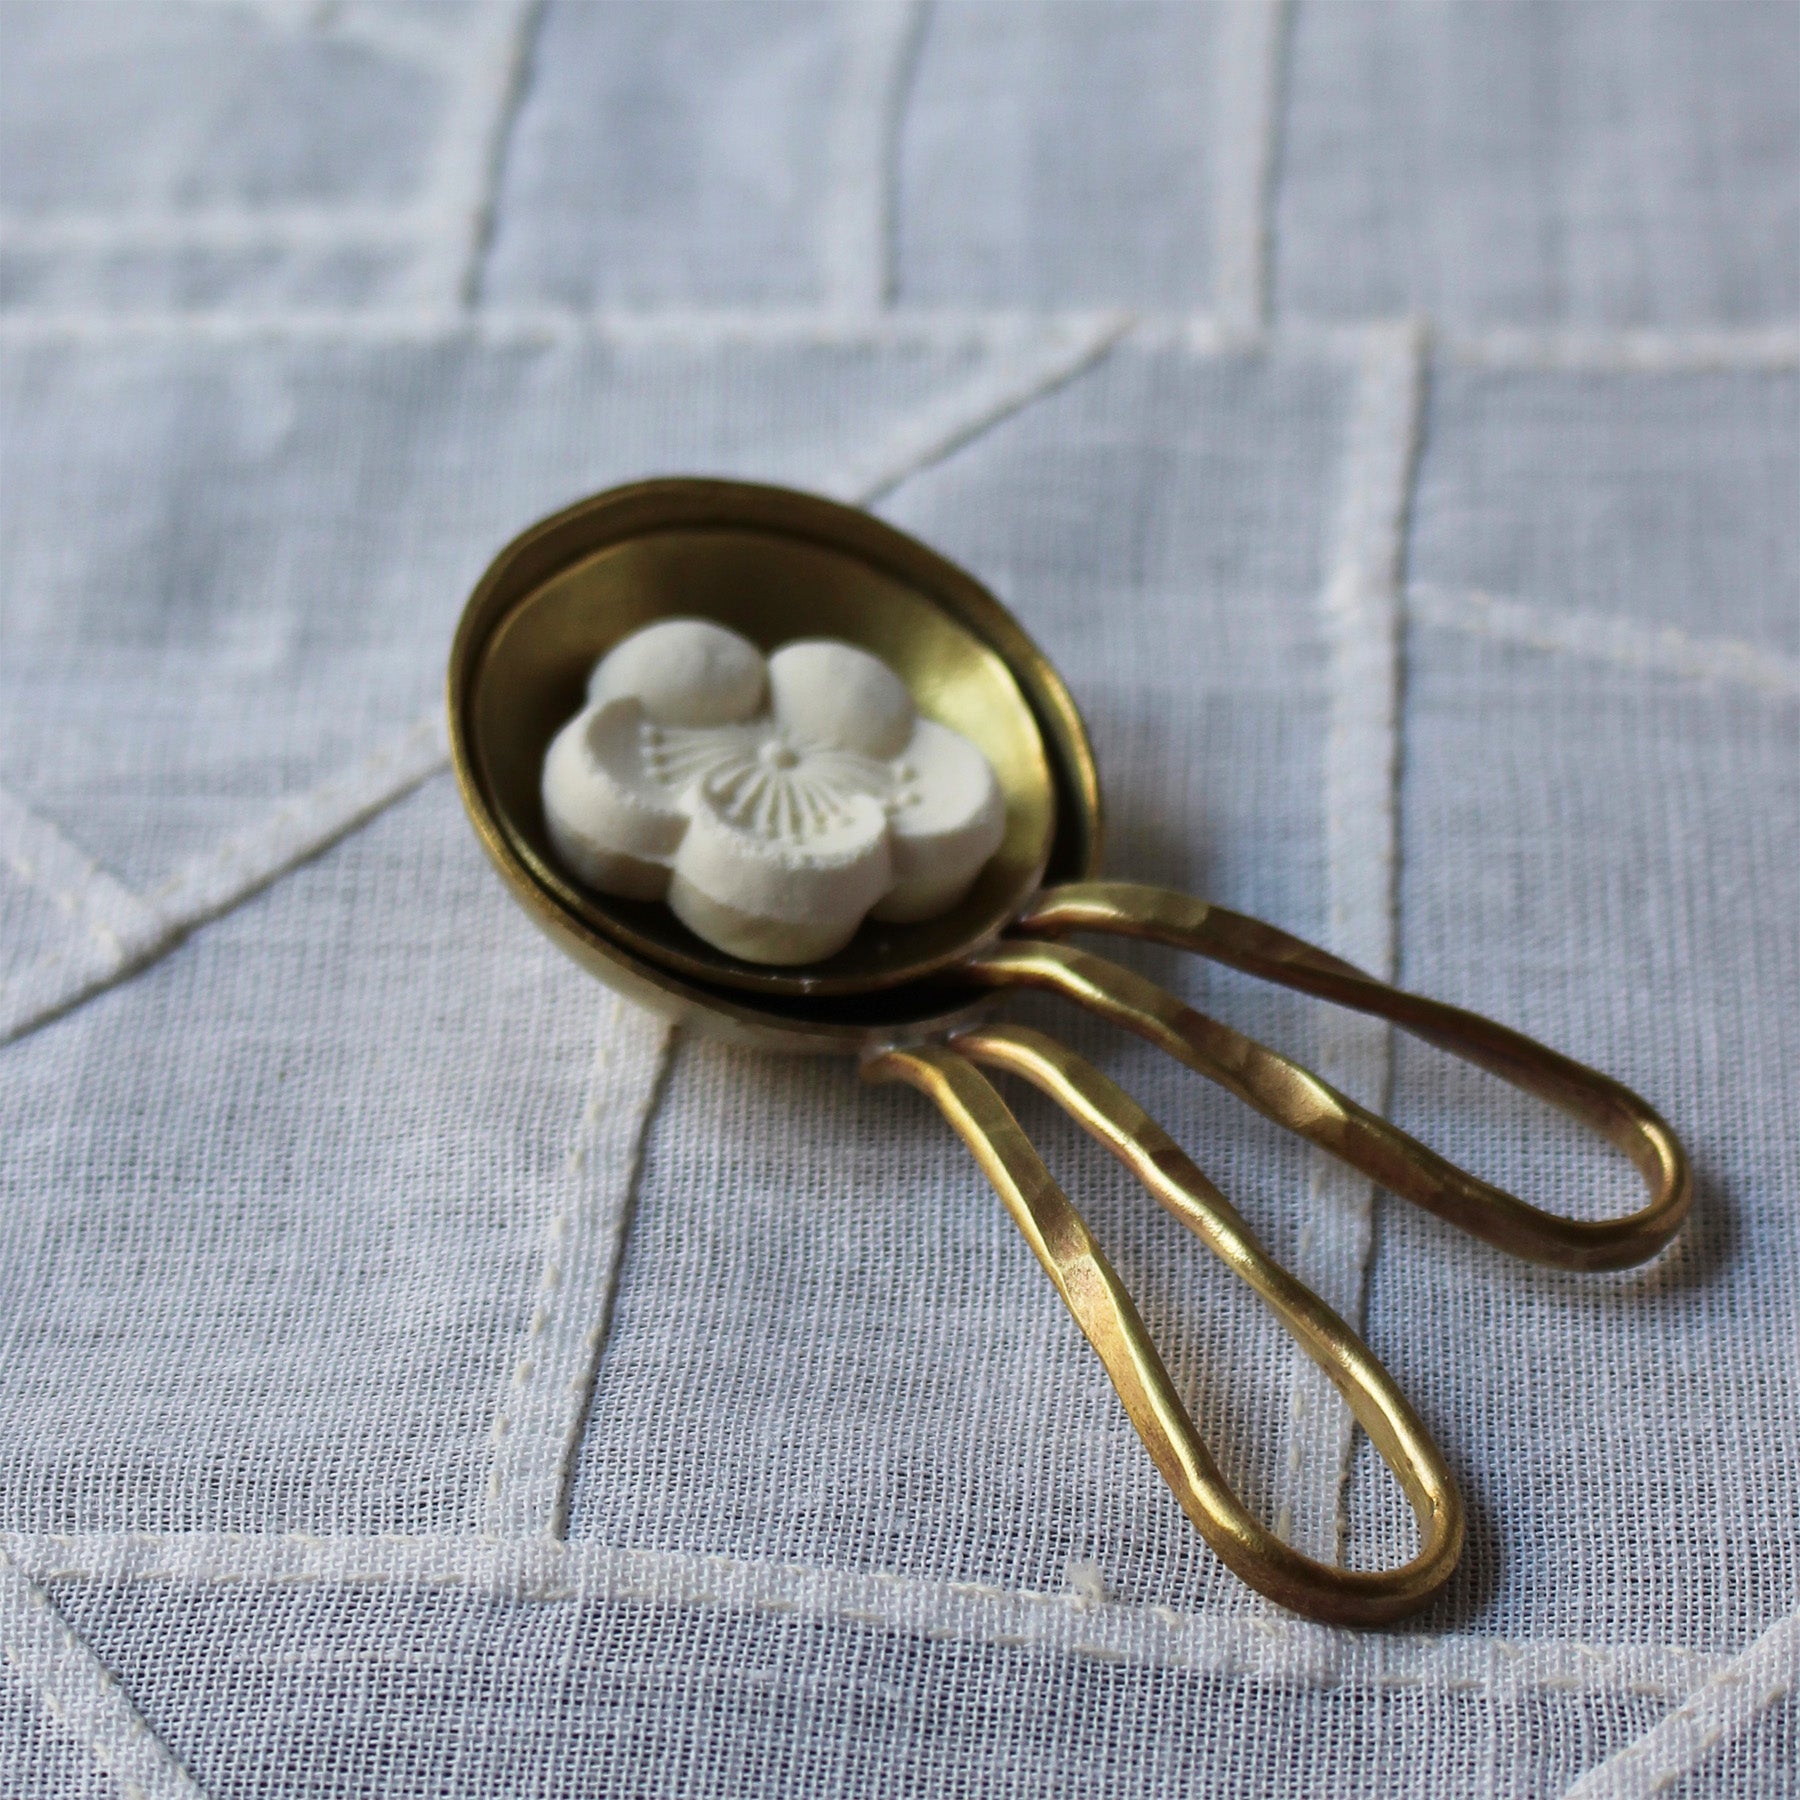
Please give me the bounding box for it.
[449,477,1099,1046]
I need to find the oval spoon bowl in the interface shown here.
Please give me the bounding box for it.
[448,478,1101,1044]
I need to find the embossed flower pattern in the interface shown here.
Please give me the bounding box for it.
[542,620,1006,964]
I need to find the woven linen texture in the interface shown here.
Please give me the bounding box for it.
[1,2,1796,1796]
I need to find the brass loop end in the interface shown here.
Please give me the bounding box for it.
[865,1035,1464,1626]
[979,885,1693,1271]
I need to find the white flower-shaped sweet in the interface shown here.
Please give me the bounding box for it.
[542,619,1006,964]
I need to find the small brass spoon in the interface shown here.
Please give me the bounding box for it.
[449,477,1689,1626]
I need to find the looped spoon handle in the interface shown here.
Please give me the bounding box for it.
[987,881,1693,1272]
[864,881,1691,1622]
[862,1027,1464,1626]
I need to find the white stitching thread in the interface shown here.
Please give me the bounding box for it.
[1561,1608,1799,1799]
[146,712,448,924]
[0,713,449,1047]
[819,1,931,316]
[0,1530,1732,1704]
[0,789,172,1044]
[0,787,165,965]
[1444,324,1800,373]
[1211,0,1292,332]
[0,309,1790,369]
[402,0,546,309]
[483,998,674,1539]
[0,207,424,252]
[1274,320,1427,1564]
[1409,584,1800,699]
[824,312,1130,504]
[0,306,1132,347]
[449,0,547,309]
[0,1546,208,1800]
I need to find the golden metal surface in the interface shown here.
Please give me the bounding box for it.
[865,1026,1462,1625]
[448,477,1100,1044]
[450,479,1694,1624]
[981,882,1692,1272]
[476,529,1053,995]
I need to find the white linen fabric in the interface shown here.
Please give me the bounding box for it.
[0,4,1795,1797]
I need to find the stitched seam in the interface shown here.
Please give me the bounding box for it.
[1409,583,1800,699]
[452,0,547,309]
[1275,321,1427,1561]
[0,791,171,1025]
[483,1000,675,1539]
[1212,0,1292,332]
[1,1531,1733,1701]
[144,713,448,922]
[0,208,428,251]
[831,313,1131,505]
[0,310,1791,367]
[394,0,545,309]
[1561,1608,1799,1799]
[0,304,1146,353]
[0,306,1143,348]
[0,1547,208,1800]
[819,1,931,315]
[0,790,162,955]
[1444,324,1800,373]
[1,714,449,1049]
[0,869,140,970]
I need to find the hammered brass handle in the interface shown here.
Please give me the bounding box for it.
[862,1027,1463,1625]
[974,881,1692,1272]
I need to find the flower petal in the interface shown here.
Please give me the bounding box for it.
[588,618,766,726]
[548,630,1009,962]
[768,640,915,757]
[541,697,688,900]
[669,788,893,964]
[872,718,1008,923]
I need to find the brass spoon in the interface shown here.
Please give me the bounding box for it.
[448,477,1690,1626]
